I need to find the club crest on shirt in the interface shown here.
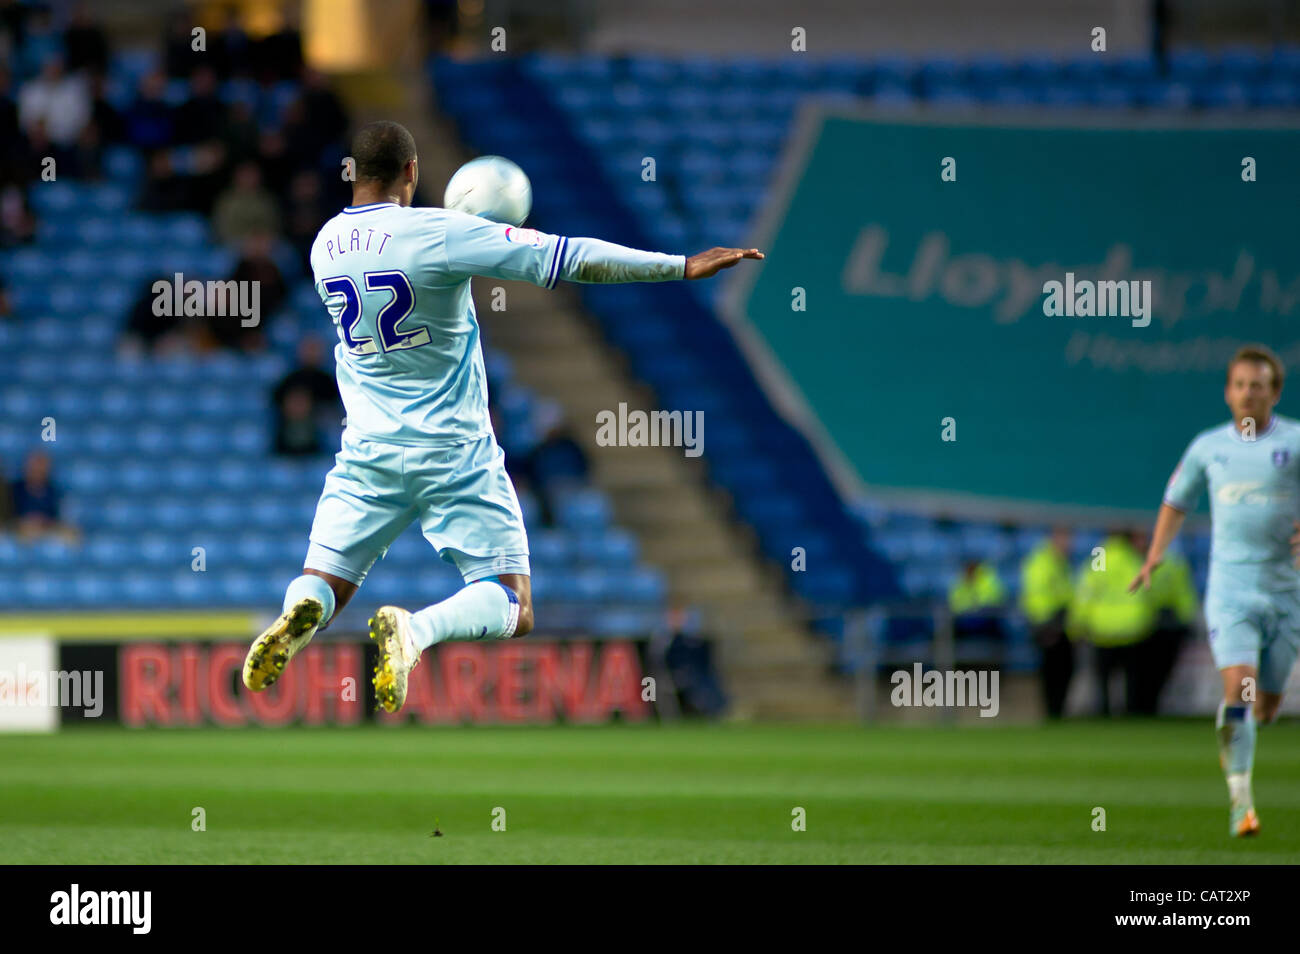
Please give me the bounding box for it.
[1273,449,1290,468]
[504,226,543,248]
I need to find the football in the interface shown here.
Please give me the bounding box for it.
[443,155,533,226]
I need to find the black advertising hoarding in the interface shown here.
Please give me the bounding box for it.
[58,638,655,726]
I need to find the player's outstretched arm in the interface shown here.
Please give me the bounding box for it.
[555,236,763,284]
[1129,502,1186,592]
[438,211,764,287]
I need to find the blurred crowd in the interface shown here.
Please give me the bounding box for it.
[947,527,1198,718]
[0,0,354,347]
[2,2,364,464]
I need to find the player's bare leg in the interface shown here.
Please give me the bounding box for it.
[1218,664,1260,837]
[242,570,358,691]
[372,573,533,713]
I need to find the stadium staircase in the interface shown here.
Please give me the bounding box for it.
[477,281,857,719]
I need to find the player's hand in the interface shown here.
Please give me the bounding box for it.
[1128,560,1160,593]
[685,247,764,279]
[1291,520,1300,568]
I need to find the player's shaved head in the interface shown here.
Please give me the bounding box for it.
[351,121,417,187]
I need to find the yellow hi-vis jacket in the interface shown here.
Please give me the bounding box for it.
[1018,542,1073,625]
[948,562,1007,614]
[1149,553,1199,624]
[1066,535,1156,647]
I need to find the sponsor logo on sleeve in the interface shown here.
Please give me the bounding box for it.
[504,227,544,248]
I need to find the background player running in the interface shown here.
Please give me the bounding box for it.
[241,121,762,713]
[1129,345,1300,837]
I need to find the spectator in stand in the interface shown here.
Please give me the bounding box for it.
[284,169,326,266]
[147,66,230,214]
[657,605,728,717]
[272,336,342,457]
[62,2,108,78]
[14,2,59,79]
[162,10,201,79]
[0,0,33,62]
[255,9,303,81]
[0,183,36,247]
[120,274,188,355]
[0,66,23,184]
[0,273,12,318]
[274,386,326,456]
[516,402,590,526]
[18,55,89,154]
[87,71,123,145]
[275,336,340,415]
[209,9,253,80]
[299,68,348,156]
[218,97,260,169]
[123,69,174,152]
[256,126,293,194]
[199,232,284,353]
[213,160,280,246]
[21,112,54,170]
[64,93,107,179]
[13,450,77,543]
[280,97,323,177]
[0,455,13,531]
[172,64,225,145]
[138,149,196,212]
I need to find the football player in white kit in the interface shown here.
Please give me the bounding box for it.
[242,121,762,713]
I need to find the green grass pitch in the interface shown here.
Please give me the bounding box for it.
[0,721,1297,863]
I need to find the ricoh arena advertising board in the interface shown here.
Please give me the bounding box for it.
[0,626,654,729]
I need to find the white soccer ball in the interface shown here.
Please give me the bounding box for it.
[443,155,533,226]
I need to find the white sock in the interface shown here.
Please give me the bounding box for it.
[283,574,336,626]
[1227,772,1253,808]
[407,580,519,650]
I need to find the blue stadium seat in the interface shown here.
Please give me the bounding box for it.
[118,461,162,493]
[134,534,181,567]
[555,489,612,531]
[528,530,571,566]
[71,572,115,606]
[590,607,657,637]
[153,496,195,530]
[792,565,858,604]
[85,534,132,567]
[620,568,667,605]
[103,146,143,181]
[64,461,112,495]
[21,570,75,607]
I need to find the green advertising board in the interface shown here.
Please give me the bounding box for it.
[724,106,1300,519]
